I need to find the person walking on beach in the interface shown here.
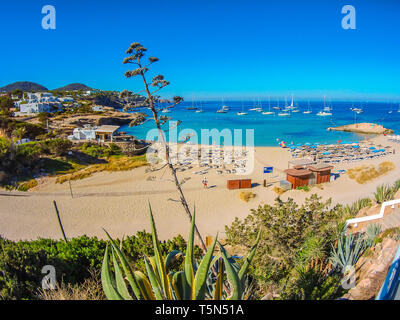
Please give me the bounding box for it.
[202,177,208,189]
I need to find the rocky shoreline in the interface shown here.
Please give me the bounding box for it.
[327,123,394,135]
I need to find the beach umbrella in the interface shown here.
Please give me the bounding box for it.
[297,143,302,146]
[322,152,331,155]
[369,147,376,150]
[305,142,311,146]
[352,145,360,149]
[314,142,320,146]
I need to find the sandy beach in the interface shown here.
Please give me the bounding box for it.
[1,135,399,242]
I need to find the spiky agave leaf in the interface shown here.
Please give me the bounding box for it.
[218,241,241,300]
[172,271,186,300]
[148,203,173,299]
[111,249,132,300]
[134,270,156,300]
[103,228,143,299]
[193,233,218,300]
[183,209,196,299]
[144,255,165,300]
[213,258,224,300]
[101,245,123,300]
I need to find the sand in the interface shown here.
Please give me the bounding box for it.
[1,135,399,242]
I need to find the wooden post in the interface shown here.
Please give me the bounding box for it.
[68,180,73,199]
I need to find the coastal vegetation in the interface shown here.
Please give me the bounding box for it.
[373,181,400,203]
[101,208,259,300]
[238,191,256,202]
[55,155,148,184]
[224,194,377,299]
[347,161,395,184]
[0,232,193,300]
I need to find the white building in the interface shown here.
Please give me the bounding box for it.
[17,92,62,114]
[70,124,97,141]
[59,96,74,103]
[69,125,120,142]
[19,102,55,113]
[92,105,105,112]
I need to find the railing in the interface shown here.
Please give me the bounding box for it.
[345,198,400,229]
[376,242,400,300]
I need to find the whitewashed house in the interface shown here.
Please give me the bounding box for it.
[59,96,74,103]
[92,105,105,112]
[68,125,120,142]
[17,92,62,114]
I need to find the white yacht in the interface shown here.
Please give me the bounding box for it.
[196,102,204,113]
[237,102,248,116]
[303,100,312,114]
[262,97,275,115]
[317,96,332,116]
[161,108,171,113]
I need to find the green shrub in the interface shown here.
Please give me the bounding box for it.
[0,232,191,300]
[17,179,38,191]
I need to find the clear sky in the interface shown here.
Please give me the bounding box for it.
[0,0,399,101]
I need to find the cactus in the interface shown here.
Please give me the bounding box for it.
[101,204,260,300]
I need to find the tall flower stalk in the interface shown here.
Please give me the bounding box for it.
[122,42,206,251]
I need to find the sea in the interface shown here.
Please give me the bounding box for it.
[119,100,400,147]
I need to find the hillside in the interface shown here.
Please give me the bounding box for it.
[0,81,48,92]
[54,83,93,91]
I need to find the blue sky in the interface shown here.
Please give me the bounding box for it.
[0,0,399,101]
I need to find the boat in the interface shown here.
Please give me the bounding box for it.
[285,95,296,110]
[187,98,198,110]
[237,102,248,116]
[262,97,275,115]
[278,111,290,116]
[161,108,171,113]
[317,96,332,116]
[316,111,332,116]
[217,98,229,113]
[303,100,312,114]
[398,104,400,113]
[195,102,204,113]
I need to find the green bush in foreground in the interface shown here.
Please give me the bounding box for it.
[0,232,190,300]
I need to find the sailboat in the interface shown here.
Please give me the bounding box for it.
[262,96,275,115]
[303,100,312,114]
[195,101,204,113]
[237,101,248,116]
[317,96,332,116]
[286,95,297,111]
[216,98,228,113]
[273,98,281,110]
[186,98,198,110]
[397,104,400,113]
[249,98,262,111]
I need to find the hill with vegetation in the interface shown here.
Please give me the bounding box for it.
[0,81,48,92]
[54,83,93,91]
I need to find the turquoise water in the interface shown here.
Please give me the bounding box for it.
[119,101,400,147]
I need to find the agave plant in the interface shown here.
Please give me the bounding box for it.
[374,184,395,204]
[101,205,260,300]
[365,223,382,247]
[329,233,366,272]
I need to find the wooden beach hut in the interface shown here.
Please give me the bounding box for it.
[308,164,333,184]
[284,168,313,189]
